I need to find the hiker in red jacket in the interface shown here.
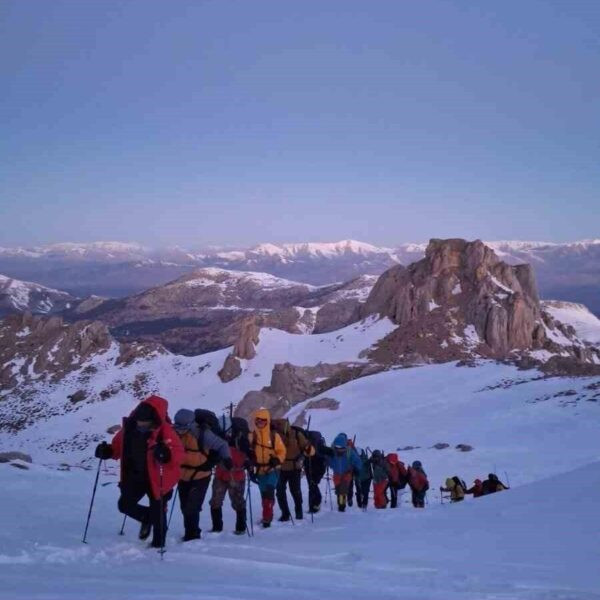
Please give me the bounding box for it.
[407,460,429,508]
[95,395,184,548]
[385,453,408,508]
[465,478,484,498]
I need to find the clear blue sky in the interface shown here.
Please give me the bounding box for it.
[1,0,599,248]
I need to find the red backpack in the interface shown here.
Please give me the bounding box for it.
[410,468,429,492]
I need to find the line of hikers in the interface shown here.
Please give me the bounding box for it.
[92,395,509,548]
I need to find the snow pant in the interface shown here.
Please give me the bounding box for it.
[348,474,355,506]
[178,477,211,538]
[373,480,388,509]
[276,469,303,519]
[305,457,326,512]
[209,477,246,532]
[118,479,172,546]
[257,470,279,524]
[411,488,426,508]
[355,478,371,508]
[389,483,401,508]
[333,471,352,512]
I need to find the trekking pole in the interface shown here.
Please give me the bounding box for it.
[158,464,165,559]
[167,486,179,529]
[82,458,103,544]
[326,467,334,511]
[246,473,254,537]
[119,514,127,535]
[305,416,314,524]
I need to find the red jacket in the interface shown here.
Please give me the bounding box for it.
[110,395,184,500]
[215,446,247,483]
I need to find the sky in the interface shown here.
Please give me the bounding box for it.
[1,0,599,248]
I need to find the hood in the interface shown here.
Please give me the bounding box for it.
[251,407,271,431]
[174,408,197,434]
[333,433,348,448]
[386,453,398,464]
[131,395,168,424]
[474,479,482,485]
[445,477,454,487]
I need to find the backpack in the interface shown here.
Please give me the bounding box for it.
[396,461,408,489]
[306,430,325,452]
[194,409,224,439]
[410,468,429,492]
[231,416,249,437]
[452,476,467,492]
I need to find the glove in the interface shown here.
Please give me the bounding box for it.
[153,442,171,464]
[268,456,280,469]
[222,456,234,470]
[95,442,112,460]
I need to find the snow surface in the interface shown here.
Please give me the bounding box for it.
[543,301,600,345]
[1,366,599,598]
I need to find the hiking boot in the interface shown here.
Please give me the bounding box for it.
[308,505,321,514]
[278,514,291,522]
[182,530,201,542]
[235,509,246,535]
[295,509,303,520]
[138,520,152,541]
[210,508,223,533]
[233,529,246,536]
[261,521,271,529]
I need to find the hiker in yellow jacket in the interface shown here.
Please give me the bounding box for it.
[440,476,466,503]
[248,408,286,528]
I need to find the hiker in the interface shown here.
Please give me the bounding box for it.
[465,478,484,498]
[271,418,315,521]
[172,409,231,541]
[248,408,286,528]
[209,416,251,535]
[385,453,408,508]
[323,433,362,512]
[94,395,184,548]
[304,430,327,514]
[371,450,389,509]
[354,448,372,509]
[407,460,429,508]
[346,437,357,507]
[440,476,466,503]
[481,473,509,495]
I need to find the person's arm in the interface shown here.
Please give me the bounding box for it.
[274,432,286,464]
[299,433,315,457]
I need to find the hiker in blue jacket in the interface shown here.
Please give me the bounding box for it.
[323,433,362,512]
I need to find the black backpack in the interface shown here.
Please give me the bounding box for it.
[231,416,250,437]
[306,430,326,453]
[194,409,224,439]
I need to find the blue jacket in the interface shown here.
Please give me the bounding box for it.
[327,433,362,475]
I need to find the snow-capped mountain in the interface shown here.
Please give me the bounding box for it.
[542,300,600,344]
[1,238,599,313]
[0,274,75,317]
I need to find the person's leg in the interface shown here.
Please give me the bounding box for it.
[118,479,149,524]
[209,478,227,532]
[390,484,398,508]
[180,477,210,540]
[229,480,246,534]
[149,489,173,547]
[276,470,291,520]
[289,469,303,519]
[259,471,278,526]
[348,475,354,507]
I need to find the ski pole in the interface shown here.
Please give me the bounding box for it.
[158,464,165,558]
[167,486,179,529]
[82,458,103,544]
[119,514,127,535]
[246,473,254,537]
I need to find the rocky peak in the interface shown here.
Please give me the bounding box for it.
[363,238,546,360]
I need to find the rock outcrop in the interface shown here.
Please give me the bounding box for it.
[362,239,547,362]
[218,354,242,383]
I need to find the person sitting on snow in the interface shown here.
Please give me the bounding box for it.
[94,395,184,549]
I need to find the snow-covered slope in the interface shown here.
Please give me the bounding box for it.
[0,274,75,317]
[542,300,600,344]
[0,398,598,599]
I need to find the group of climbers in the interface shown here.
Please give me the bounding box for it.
[93,395,509,548]
[440,473,509,502]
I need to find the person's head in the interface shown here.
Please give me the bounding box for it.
[133,402,159,432]
[173,409,195,435]
[333,433,348,453]
[412,460,422,469]
[488,473,498,481]
[474,478,482,485]
[255,416,268,429]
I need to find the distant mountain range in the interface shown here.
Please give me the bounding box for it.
[0,238,599,312]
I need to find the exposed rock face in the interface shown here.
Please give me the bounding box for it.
[363,239,546,361]
[218,354,242,383]
[235,361,383,418]
[233,317,260,359]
